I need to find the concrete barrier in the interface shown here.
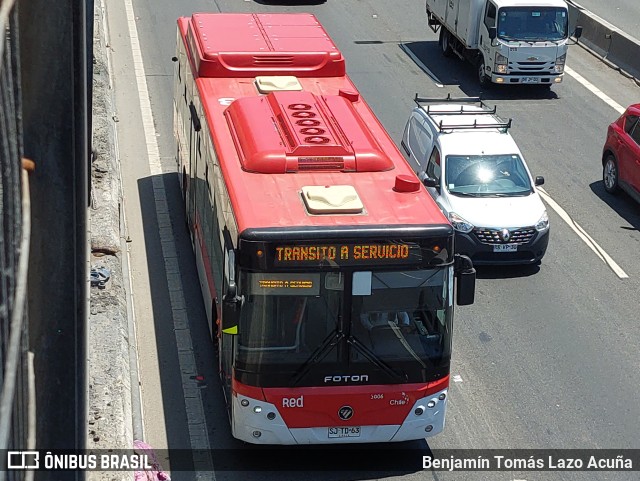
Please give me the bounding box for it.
[608,29,640,81]
[573,8,614,59]
[567,0,640,81]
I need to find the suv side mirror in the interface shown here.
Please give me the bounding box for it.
[534,176,545,186]
[488,27,497,40]
[423,177,438,188]
[574,25,583,39]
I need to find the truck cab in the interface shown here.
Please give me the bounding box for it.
[427,0,576,88]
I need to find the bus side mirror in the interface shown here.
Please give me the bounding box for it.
[488,27,497,40]
[221,298,242,334]
[221,245,241,334]
[454,254,475,306]
[221,285,242,335]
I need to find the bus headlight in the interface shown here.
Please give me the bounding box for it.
[449,212,474,233]
[554,54,566,73]
[535,211,549,232]
[495,52,508,73]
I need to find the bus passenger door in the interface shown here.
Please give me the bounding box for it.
[219,240,238,410]
[187,100,201,233]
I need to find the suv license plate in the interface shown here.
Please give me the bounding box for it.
[328,427,361,438]
[494,244,518,252]
[521,77,540,83]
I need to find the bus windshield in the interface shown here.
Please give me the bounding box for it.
[497,7,568,42]
[236,267,452,385]
[237,272,343,368]
[350,268,452,370]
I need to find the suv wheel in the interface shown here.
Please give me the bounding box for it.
[603,155,620,194]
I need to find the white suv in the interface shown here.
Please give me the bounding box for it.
[401,95,549,265]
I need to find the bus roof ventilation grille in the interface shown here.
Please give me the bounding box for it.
[298,157,345,171]
[253,55,294,65]
[301,185,364,214]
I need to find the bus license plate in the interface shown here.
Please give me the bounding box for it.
[521,77,539,84]
[493,244,518,252]
[328,427,361,438]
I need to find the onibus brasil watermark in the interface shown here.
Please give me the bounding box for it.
[7,451,153,470]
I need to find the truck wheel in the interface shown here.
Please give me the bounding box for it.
[478,59,490,87]
[439,29,453,57]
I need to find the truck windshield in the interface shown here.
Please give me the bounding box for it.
[445,154,533,197]
[497,7,568,41]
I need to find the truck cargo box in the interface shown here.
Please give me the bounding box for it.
[426,0,486,49]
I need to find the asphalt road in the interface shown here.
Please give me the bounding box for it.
[570,0,640,36]
[105,0,640,480]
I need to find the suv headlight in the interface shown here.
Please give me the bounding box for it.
[449,212,474,233]
[495,52,508,73]
[554,54,566,73]
[535,211,549,232]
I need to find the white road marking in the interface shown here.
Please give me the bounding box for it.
[452,375,463,383]
[537,187,629,279]
[123,0,214,474]
[564,66,626,114]
[399,43,445,87]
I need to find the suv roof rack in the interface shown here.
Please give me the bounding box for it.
[413,93,512,132]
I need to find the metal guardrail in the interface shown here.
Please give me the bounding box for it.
[0,2,36,481]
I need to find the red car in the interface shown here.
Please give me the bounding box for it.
[602,104,640,202]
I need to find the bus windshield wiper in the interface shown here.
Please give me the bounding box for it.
[291,329,344,386]
[347,336,408,384]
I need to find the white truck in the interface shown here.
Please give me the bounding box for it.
[426,0,582,88]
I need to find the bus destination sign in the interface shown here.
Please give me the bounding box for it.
[272,243,422,266]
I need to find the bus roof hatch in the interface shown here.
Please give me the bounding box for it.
[225,90,393,174]
[187,13,346,78]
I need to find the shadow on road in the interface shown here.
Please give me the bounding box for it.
[400,41,561,101]
[589,180,640,232]
[475,263,541,279]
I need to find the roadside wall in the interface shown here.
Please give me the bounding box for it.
[88,0,134,479]
[567,0,640,82]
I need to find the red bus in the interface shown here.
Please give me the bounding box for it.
[173,12,475,445]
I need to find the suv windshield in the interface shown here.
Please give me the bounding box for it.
[498,7,568,41]
[445,154,533,196]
